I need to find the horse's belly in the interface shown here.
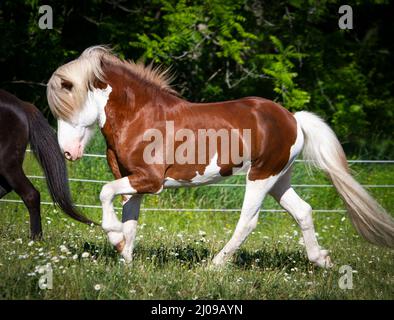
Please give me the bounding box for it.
[163,153,222,188]
[163,175,224,188]
[163,153,250,188]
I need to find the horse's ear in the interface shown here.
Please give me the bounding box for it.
[61,79,73,91]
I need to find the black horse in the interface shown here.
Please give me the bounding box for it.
[0,89,93,239]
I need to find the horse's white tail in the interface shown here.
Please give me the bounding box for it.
[294,111,394,248]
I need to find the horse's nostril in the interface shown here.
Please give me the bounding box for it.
[64,151,72,160]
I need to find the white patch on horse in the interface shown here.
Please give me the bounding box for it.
[92,85,112,128]
[164,153,223,188]
[232,160,251,175]
[287,121,304,168]
[71,85,112,127]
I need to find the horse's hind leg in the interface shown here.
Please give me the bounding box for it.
[2,168,42,239]
[270,169,332,268]
[212,175,279,266]
[120,194,143,262]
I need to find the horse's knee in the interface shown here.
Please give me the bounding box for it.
[100,183,114,204]
[295,202,313,230]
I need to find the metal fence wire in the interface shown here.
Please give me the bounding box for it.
[0,151,392,214]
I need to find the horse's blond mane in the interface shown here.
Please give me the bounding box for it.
[47,45,176,120]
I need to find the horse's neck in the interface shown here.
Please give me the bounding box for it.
[100,79,185,151]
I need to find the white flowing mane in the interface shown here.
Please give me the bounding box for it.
[47,46,175,120]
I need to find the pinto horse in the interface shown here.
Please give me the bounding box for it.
[0,90,93,239]
[47,46,394,267]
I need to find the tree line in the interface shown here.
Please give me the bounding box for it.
[0,0,393,157]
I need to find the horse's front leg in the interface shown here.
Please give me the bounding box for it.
[100,175,161,261]
[100,177,136,252]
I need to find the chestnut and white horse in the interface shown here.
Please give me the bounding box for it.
[47,46,394,267]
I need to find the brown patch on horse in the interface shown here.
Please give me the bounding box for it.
[50,46,298,193]
[97,54,298,191]
[100,60,297,190]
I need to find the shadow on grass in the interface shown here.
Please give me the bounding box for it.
[234,247,311,271]
[79,240,311,271]
[137,244,211,267]
[78,241,211,266]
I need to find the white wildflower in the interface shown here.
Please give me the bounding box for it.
[59,245,69,253]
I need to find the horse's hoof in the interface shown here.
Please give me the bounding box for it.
[30,233,43,241]
[313,253,333,269]
[324,255,333,268]
[210,255,230,270]
[121,250,133,264]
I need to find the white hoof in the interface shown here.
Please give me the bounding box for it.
[212,254,226,266]
[121,247,133,263]
[208,259,227,271]
[212,251,233,269]
[212,258,225,267]
[313,250,333,268]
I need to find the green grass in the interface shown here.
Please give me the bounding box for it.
[0,132,393,299]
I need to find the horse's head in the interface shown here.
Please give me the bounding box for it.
[47,46,111,161]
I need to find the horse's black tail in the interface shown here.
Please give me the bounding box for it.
[27,110,96,225]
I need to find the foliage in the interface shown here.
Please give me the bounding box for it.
[260,36,310,110]
[0,0,393,157]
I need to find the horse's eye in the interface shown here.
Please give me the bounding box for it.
[61,79,73,91]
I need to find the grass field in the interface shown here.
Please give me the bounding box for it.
[0,132,393,300]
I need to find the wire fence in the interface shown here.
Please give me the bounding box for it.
[0,199,348,214]
[16,175,394,189]
[0,151,392,214]
[25,149,394,164]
